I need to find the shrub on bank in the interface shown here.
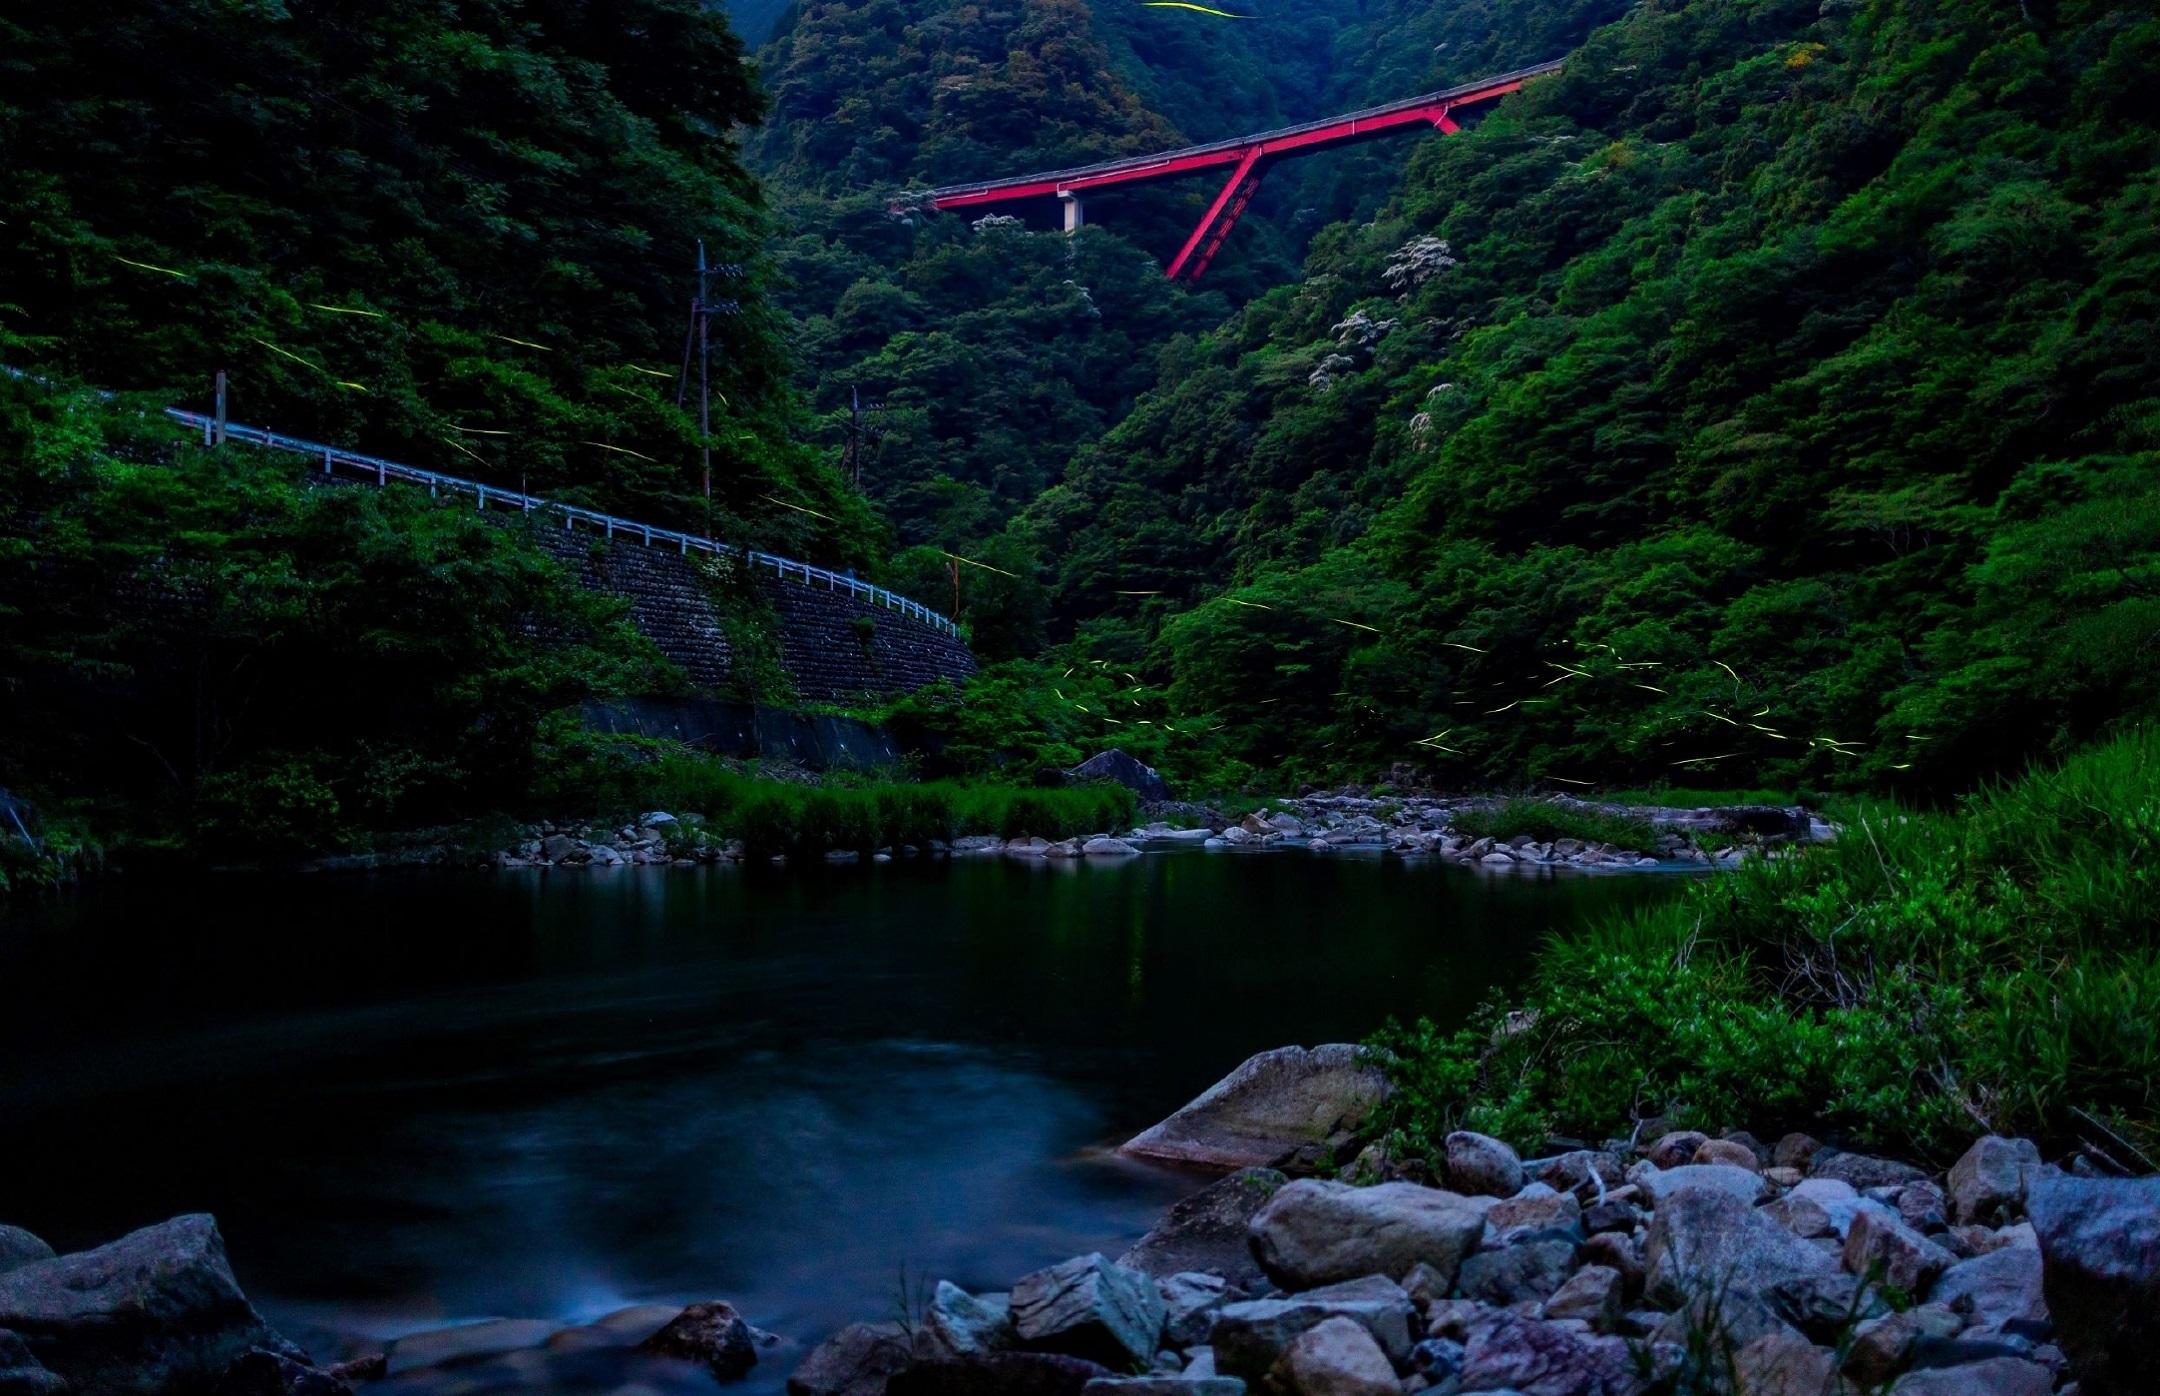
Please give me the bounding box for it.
[1448,800,1660,853]
[1372,729,2160,1163]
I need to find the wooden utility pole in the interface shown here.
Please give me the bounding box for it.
[839,384,886,490]
[675,244,742,533]
[212,370,227,446]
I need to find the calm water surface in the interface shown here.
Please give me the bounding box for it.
[0,851,1683,1388]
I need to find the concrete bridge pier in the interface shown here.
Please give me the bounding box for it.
[1059,191,1084,233]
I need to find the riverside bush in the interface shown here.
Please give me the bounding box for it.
[1372,730,2160,1162]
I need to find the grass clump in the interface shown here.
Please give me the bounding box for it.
[1449,799,1660,853]
[1371,729,2160,1164]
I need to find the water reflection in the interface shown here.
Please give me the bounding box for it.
[0,852,1682,1389]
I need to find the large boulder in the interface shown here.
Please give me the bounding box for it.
[1119,1169,1285,1289]
[2026,1173,2160,1393]
[0,1233,53,1278]
[1887,1356,2053,1395]
[1120,1047,1388,1173]
[1454,1237,1579,1307]
[638,1301,758,1382]
[1156,1273,1234,1349]
[0,1214,294,1396]
[1069,751,1172,802]
[1268,1316,1396,1396]
[1947,1137,2042,1227]
[1209,1276,1414,1380]
[1010,1255,1164,1371]
[1629,1164,1771,1207]
[1248,1180,1486,1291]
[1644,1187,1840,1306]
[786,1322,912,1396]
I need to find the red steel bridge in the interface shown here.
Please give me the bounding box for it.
[891,59,1563,281]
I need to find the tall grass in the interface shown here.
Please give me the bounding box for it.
[1373,729,2160,1162]
[533,738,1136,859]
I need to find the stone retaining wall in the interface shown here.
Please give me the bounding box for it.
[528,526,975,701]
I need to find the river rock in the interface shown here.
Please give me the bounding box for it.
[1119,1046,1388,1172]
[1268,1316,1395,1396]
[1540,1264,1623,1331]
[387,1319,554,1374]
[1644,1187,1840,1306]
[1070,751,1172,802]
[1948,1137,2043,1227]
[1730,1333,1835,1396]
[1079,1378,1244,1395]
[0,1214,296,1396]
[639,1301,758,1381]
[1455,1310,1663,1396]
[1842,1304,1965,1386]
[921,1283,1015,1360]
[1886,1355,2053,1395]
[1487,1189,1581,1239]
[1842,1209,1955,1295]
[1811,1152,1926,1190]
[1010,1254,1164,1370]
[1772,1134,1826,1171]
[1248,1180,1486,1290]
[0,1330,65,1396]
[0,1233,52,1278]
[1630,1163,1771,1207]
[1645,1131,1708,1170]
[1208,1276,1413,1380]
[889,1351,1114,1395]
[1156,1273,1233,1348]
[786,1322,911,1396]
[1455,1236,1579,1306]
[1693,1139,1761,1172]
[1444,1132,1523,1197]
[1928,1245,2048,1337]
[1119,1169,1285,1289]
[2026,1173,2160,1392]
[213,1349,350,1396]
[1082,837,1140,857]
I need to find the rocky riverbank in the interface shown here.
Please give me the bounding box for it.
[15,1043,2152,1396]
[769,1043,2156,1396]
[420,790,1830,875]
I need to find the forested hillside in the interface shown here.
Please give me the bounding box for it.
[1005,0,2160,795]
[750,0,1627,584]
[0,0,877,560]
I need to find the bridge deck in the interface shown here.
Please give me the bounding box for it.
[904,60,1563,210]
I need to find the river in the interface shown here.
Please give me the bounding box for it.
[0,850,1684,1390]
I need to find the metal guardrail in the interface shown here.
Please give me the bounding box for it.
[163,409,962,637]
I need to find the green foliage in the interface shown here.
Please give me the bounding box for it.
[1018,0,2160,794]
[1448,800,1659,853]
[0,380,662,858]
[0,0,884,564]
[1371,729,2160,1161]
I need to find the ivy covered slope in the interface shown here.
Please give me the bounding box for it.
[0,0,879,561]
[1029,0,2160,796]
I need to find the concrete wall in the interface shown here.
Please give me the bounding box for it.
[530,526,976,701]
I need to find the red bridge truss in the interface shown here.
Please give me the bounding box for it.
[891,60,1563,281]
